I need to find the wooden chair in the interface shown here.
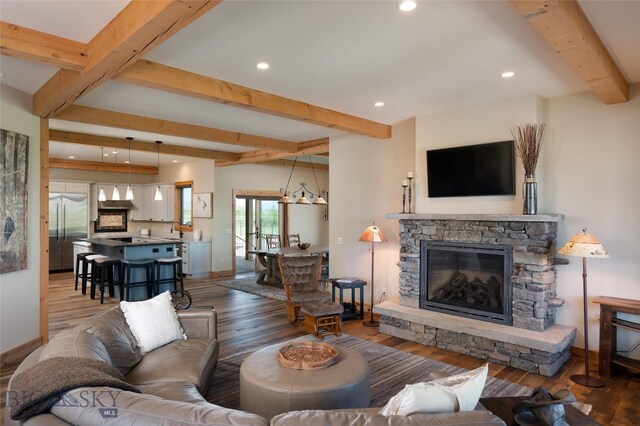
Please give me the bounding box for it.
[265,234,281,249]
[287,233,300,246]
[276,254,331,323]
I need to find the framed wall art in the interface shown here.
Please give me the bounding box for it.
[0,129,29,274]
[193,192,213,218]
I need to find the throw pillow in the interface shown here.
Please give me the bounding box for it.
[120,291,186,355]
[378,363,488,416]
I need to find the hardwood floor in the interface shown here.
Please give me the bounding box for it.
[2,272,639,425]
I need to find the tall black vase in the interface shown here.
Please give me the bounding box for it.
[523,174,537,215]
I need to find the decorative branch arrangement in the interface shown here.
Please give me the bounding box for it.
[510,123,547,176]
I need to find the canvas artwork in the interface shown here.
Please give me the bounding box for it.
[0,129,29,274]
[193,192,213,218]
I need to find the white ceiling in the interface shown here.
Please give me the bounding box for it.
[1,0,639,165]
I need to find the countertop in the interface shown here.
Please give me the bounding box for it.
[81,237,183,247]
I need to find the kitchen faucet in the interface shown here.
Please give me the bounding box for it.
[170,222,184,239]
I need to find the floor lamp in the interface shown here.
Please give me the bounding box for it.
[558,228,609,388]
[359,223,388,327]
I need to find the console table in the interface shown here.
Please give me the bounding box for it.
[594,296,640,378]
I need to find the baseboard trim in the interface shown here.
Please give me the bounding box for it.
[211,270,234,279]
[1,337,41,368]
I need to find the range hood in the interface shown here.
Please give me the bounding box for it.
[98,200,134,210]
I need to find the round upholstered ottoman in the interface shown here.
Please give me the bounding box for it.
[239,341,371,420]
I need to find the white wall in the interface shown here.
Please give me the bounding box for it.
[415,94,543,214]
[0,84,41,352]
[545,84,640,351]
[329,118,415,304]
[213,163,329,272]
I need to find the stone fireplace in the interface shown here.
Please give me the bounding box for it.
[375,214,576,376]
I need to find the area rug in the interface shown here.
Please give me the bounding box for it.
[214,275,286,301]
[206,333,532,409]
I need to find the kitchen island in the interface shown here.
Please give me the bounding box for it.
[83,236,183,300]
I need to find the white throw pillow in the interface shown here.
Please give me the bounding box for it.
[120,291,186,355]
[378,363,488,416]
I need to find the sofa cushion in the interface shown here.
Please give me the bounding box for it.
[51,387,268,426]
[120,292,186,355]
[379,364,488,416]
[125,338,219,392]
[135,381,207,405]
[77,307,142,374]
[39,329,111,364]
[270,409,506,425]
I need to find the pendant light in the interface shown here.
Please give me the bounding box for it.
[112,151,120,200]
[310,157,327,205]
[125,137,134,200]
[98,147,106,201]
[155,141,163,201]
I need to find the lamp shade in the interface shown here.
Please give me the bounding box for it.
[558,231,609,258]
[296,194,311,205]
[359,224,388,243]
[313,196,327,205]
[154,185,163,201]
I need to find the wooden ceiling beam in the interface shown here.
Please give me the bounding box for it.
[216,139,329,167]
[32,0,220,118]
[114,59,392,139]
[257,159,329,171]
[511,0,628,104]
[53,105,299,151]
[49,158,158,175]
[49,129,239,162]
[0,21,87,70]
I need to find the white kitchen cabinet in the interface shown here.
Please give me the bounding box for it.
[50,181,89,194]
[142,184,174,222]
[181,241,211,277]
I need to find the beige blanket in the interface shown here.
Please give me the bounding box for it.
[10,356,139,421]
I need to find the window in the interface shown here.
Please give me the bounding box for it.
[175,181,193,230]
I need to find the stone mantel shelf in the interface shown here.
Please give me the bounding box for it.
[386,213,564,222]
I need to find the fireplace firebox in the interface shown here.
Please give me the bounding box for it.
[419,241,512,325]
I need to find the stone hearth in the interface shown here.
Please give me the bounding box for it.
[376,213,576,376]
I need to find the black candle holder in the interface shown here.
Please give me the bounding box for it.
[401,183,408,213]
[407,176,414,213]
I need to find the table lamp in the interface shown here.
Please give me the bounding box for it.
[359,223,388,327]
[558,228,609,387]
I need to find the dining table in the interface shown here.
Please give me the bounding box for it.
[247,244,329,286]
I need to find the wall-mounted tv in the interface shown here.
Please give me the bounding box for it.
[426,140,515,197]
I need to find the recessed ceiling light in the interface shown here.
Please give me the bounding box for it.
[112,150,118,154]
[103,153,109,157]
[374,101,385,107]
[501,71,515,78]
[124,160,130,164]
[68,156,75,159]
[172,160,178,163]
[398,1,417,12]
[256,62,270,70]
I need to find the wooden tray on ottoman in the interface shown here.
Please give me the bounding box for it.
[277,341,339,370]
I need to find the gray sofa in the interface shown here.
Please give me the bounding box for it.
[5,306,506,425]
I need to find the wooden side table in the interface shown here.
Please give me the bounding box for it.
[480,397,600,425]
[329,278,366,320]
[594,296,640,378]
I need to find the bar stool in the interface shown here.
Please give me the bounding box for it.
[91,257,122,304]
[81,254,107,295]
[120,259,155,301]
[155,257,184,295]
[74,252,94,291]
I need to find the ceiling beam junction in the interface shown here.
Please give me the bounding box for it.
[32,0,221,118]
[215,139,329,167]
[511,0,628,104]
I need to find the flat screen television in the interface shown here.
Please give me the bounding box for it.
[426,140,515,197]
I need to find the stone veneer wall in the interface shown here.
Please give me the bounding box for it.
[398,218,560,331]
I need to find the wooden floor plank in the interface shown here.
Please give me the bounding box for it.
[1,271,638,425]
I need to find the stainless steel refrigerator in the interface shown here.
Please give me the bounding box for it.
[49,192,88,271]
